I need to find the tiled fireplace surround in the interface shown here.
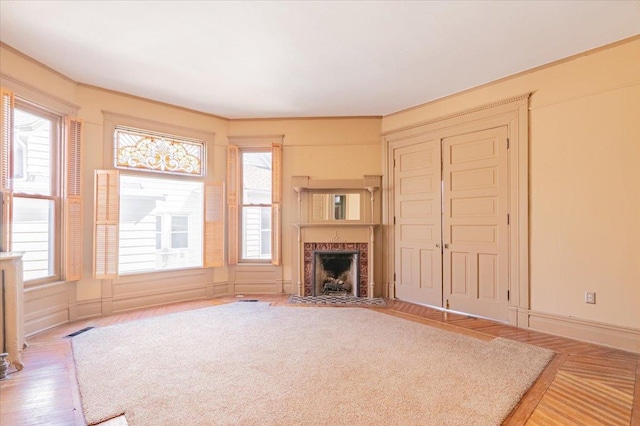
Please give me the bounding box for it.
[303,242,369,297]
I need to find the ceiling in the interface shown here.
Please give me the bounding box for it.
[1,1,638,119]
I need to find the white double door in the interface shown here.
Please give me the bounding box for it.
[393,126,509,321]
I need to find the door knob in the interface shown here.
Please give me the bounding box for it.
[435,243,440,248]
[444,243,449,249]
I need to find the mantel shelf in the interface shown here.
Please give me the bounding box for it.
[293,223,379,228]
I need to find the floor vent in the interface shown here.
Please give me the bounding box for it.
[237,300,259,302]
[65,327,95,338]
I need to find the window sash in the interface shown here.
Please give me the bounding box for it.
[11,100,63,284]
[1,86,83,281]
[12,194,61,285]
[239,148,272,263]
[241,205,272,261]
[227,142,282,265]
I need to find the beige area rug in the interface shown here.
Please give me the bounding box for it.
[72,302,553,426]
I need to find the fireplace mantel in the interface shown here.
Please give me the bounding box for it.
[293,223,379,228]
[291,176,381,298]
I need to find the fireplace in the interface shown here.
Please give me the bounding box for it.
[313,251,359,296]
[303,243,368,297]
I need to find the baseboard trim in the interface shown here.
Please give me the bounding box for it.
[76,298,102,320]
[111,287,207,314]
[211,281,231,297]
[526,310,640,353]
[25,309,69,337]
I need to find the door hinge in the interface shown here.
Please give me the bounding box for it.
[446,299,450,309]
[393,216,396,225]
[507,213,510,225]
[507,290,510,301]
[393,272,396,282]
[393,158,396,168]
[507,138,510,149]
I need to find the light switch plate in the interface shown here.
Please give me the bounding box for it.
[585,292,596,304]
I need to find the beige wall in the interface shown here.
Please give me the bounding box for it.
[2,36,638,343]
[382,38,640,330]
[0,44,383,313]
[229,118,382,285]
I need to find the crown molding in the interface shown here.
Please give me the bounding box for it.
[227,134,285,147]
[0,72,80,116]
[381,93,530,136]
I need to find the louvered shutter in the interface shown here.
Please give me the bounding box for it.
[227,145,239,265]
[271,143,282,265]
[0,88,13,252]
[204,182,224,268]
[65,118,83,280]
[93,170,119,279]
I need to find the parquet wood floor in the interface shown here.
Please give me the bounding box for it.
[0,295,637,425]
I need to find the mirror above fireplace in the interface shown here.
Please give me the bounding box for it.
[311,193,361,221]
[291,175,381,225]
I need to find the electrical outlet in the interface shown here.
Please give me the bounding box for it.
[585,292,596,304]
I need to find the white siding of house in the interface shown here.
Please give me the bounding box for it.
[119,176,203,273]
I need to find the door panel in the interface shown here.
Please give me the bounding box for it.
[394,140,442,306]
[443,127,509,321]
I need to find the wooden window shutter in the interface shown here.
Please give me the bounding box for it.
[93,170,119,279]
[204,182,224,268]
[65,118,83,280]
[271,143,282,265]
[0,88,14,252]
[227,145,239,265]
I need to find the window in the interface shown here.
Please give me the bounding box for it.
[118,165,203,274]
[241,150,272,261]
[0,87,83,283]
[12,105,60,282]
[115,126,204,176]
[170,215,189,249]
[227,140,282,265]
[94,119,222,279]
[155,216,162,249]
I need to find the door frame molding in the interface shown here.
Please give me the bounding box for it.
[382,94,529,326]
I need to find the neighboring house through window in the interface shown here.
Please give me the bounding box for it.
[118,173,203,274]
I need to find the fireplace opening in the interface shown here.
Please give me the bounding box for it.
[313,251,359,296]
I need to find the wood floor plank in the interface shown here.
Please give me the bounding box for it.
[631,359,640,426]
[502,352,568,425]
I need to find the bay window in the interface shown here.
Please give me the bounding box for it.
[93,120,222,279]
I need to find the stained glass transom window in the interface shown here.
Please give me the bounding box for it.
[114,127,204,176]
